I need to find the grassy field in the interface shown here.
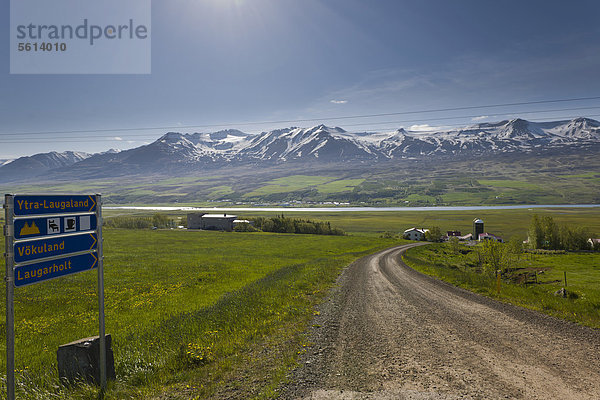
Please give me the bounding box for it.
[477,179,541,189]
[402,244,600,328]
[0,228,399,399]
[231,207,600,240]
[313,178,365,194]
[95,206,600,241]
[0,206,599,398]
[244,175,333,197]
[2,151,598,206]
[243,175,365,198]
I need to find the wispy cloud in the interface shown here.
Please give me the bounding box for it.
[114,136,123,141]
[322,69,434,103]
[471,115,488,121]
[330,99,348,104]
[409,124,446,132]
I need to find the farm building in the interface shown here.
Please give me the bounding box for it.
[200,214,237,231]
[233,219,252,226]
[186,213,206,229]
[403,228,429,241]
[473,218,484,239]
[187,213,238,231]
[478,232,504,243]
[588,238,600,249]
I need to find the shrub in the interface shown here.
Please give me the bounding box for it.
[104,214,177,229]
[250,215,345,236]
[233,222,258,232]
[104,216,153,229]
[528,215,593,251]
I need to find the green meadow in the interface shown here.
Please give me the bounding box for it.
[0,206,599,398]
[234,207,600,239]
[477,179,540,189]
[403,244,600,328]
[0,228,399,399]
[2,150,598,206]
[243,175,364,198]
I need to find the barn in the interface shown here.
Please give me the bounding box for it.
[199,214,237,231]
[186,213,205,229]
[187,213,238,231]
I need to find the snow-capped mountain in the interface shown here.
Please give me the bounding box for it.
[539,117,600,141]
[0,117,598,182]
[237,125,378,161]
[187,129,251,150]
[228,117,598,161]
[0,151,90,181]
[124,132,219,163]
[55,132,224,178]
[369,117,600,157]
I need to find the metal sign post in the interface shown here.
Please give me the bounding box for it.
[96,194,107,391]
[3,193,106,398]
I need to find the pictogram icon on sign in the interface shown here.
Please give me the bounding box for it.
[64,217,77,232]
[47,218,60,234]
[19,222,40,236]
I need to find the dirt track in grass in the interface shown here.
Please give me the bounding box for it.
[280,243,600,399]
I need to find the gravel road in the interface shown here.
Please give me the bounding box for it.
[280,243,600,400]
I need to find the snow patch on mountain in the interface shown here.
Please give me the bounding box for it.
[0,151,92,181]
[1,117,598,181]
[94,117,600,164]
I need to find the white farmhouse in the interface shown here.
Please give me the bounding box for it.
[403,228,429,241]
[478,232,504,243]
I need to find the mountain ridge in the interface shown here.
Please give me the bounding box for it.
[0,151,91,181]
[1,117,599,183]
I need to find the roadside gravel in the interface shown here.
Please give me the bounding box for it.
[279,243,600,399]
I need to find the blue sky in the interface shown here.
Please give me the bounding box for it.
[2,0,600,158]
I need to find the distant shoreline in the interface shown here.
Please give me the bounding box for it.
[105,204,600,213]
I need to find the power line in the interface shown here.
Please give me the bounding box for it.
[337,106,600,129]
[1,95,600,137]
[347,113,600,132]
[1,112,599,144]
[0,106,600,141]
[1,105,599,141]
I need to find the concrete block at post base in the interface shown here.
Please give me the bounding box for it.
[57,334,115,385]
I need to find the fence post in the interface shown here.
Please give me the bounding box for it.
[496,270,501,294]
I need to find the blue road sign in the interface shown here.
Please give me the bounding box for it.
[13,252,98,287]
[14,233,98,264]
[14,214,97,240]
[13,195,97,216]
